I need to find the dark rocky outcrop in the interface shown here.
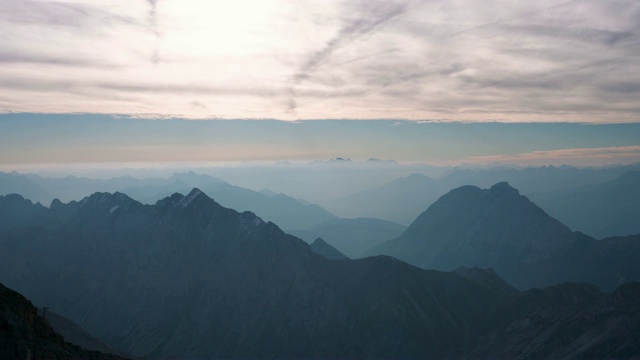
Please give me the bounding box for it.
[471,282,640,360]
[0,282,127,360]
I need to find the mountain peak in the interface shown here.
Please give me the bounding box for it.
[79,191,136,207]
[176,188,213,208]
[371,182,582,289]
[489,181,519,196]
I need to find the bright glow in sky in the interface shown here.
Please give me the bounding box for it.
[2,0,640,122]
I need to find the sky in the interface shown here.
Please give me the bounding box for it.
[1,0,639,166]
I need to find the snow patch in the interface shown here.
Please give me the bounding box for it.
[110,205,120,214]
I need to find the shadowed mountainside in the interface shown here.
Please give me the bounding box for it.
[370,182,640,291]
[1,189,639,358]
[0,190,506,358]
[0,282,127,360]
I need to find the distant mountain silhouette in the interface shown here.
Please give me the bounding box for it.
[529,171,640,238]
[0,171,336,230]
[0,282,127,360]
[318,164,640,228]
[125,181,337,230]
[0,171,52,204]
[370,182,640,290]
[0,190,504,358]
[440,164,640,194]
[309,237,348,260]
[326,173,444,224]
[1,190,639,358]
[288,217,406,258]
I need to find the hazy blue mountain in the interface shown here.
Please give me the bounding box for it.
[309,237,348,260]
[441,164,640,194]
[259,188,278,197]
[1,190,639,358]
[0,282,127,360]
[288,217,406,258]
[0,190,506,358]
[24,173,167,203]
[370,182,640,290]
[325,173,445,225]
[0,171,52,204]
[0,171,336,230]
[124,181,337,230]
[317,164,640,228]
[528,171,640,238]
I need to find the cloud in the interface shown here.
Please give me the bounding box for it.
[146,0,161,63]
[464,146,640,166]
[287,0,407,113]
[0,0,639,122]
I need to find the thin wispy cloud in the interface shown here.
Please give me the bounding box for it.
[464,146,640,166]
[0,0,639,122]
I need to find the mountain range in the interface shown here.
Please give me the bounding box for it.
[528,171,640,238]
[4,163,639,238]
[370,182,640,290]
[0,171,337,230]
[0,190,502,358]
[322,166,640,238]
[324,173,444,225]
[1,186,640,358]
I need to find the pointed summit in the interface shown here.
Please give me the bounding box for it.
[179,188,206,208]
[370,182,588,289]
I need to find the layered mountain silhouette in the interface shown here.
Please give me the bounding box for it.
[0,190,505,358]
[0,282,127,360]
[370,182,640,290]
[0,171,337,230]
[309,237,348,260]
[528,171,640,238]
[320,165,640,235]
[124,180,337,230]
[326,173,445,224]
[1,189,639,358]
[288,217,406,258]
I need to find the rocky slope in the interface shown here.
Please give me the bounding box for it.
[471,282,640,359]
[0,282,127,360]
